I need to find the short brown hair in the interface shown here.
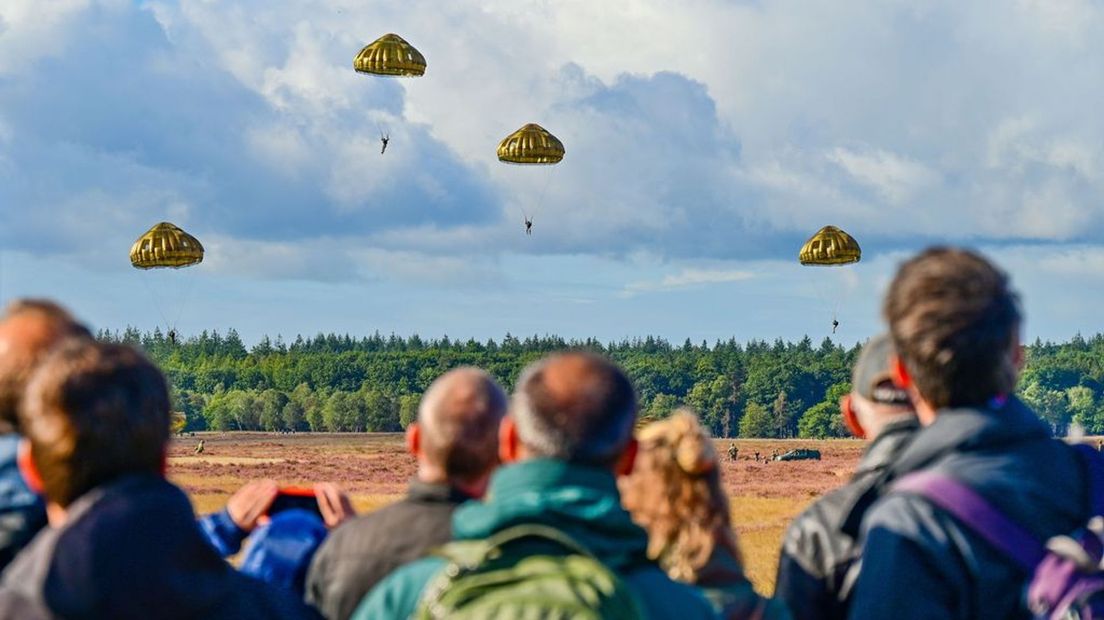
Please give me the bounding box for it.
[20,340,170,506]
[884,247,1021,409]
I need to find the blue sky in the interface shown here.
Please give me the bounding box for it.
[3,0,1104,345]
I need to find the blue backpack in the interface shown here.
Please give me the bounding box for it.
[895,444,1104,620]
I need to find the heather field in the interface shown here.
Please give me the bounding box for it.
[169,433,865,593]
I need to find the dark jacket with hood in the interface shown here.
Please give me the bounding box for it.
[775,416,918,620]
[846,398,1092,620]
[352,459,716,619]
[0,474,320,620]
[305,480,474,620]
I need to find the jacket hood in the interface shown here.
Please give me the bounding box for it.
[885,396,1050,478]
[451,459,651,572]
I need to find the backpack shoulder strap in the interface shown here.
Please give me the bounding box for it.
[893,471,1045,571]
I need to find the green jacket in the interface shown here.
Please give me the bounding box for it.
[353,459,717,619]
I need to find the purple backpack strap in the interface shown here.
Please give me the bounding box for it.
[894,472,1045,572]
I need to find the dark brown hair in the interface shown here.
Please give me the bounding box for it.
[884,247,1021,409]
[20,340,170,506]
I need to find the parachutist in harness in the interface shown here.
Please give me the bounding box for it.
[524,218,533,236]
[168,329,177,345]
[832,319,839,334]
[380,133,390,154]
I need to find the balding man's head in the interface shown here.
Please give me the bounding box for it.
[0,300,91,432]
[512,352,637,467]
[416,367,507,485]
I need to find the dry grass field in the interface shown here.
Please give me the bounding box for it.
[169,433,865,593]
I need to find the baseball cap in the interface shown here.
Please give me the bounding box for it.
[852,334,911,405]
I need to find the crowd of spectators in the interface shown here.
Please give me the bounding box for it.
[0,246,1099,619]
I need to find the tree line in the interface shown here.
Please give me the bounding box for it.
[97,327,1104,438]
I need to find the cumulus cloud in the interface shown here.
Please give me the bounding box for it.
[6,0,1104,288]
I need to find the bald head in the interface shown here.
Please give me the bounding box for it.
[513,352,637,467]
[417,367,507,484]
[0,300,91,432]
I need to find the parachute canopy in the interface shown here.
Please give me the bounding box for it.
[799,226,861,266]
[497,124,565,165]
[130,222,204,270]
[354,34,426,77]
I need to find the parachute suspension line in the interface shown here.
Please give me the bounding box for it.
[138,270,173,336]
[168,267,200,336]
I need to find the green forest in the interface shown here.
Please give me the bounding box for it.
[98,328,1104,438]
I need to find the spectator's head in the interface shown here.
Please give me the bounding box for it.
[19,340,170,510]
[884,247,1022,422]
[841,334,915,440]
[407,367,507,496]
[619,409,741,583]
[0,299,91,433]
[503,352,638,474]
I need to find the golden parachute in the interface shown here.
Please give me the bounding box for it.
[799,226,861,266]
[353,34,426,77]
[497,124,565,165]
[130,223,204,269]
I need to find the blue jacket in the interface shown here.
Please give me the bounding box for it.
[847,398,1091,620]
[354,459,717,619]
[0,434,45,571]
[200,507,327,597]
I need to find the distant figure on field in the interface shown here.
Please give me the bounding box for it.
[307,368,507,620]
[355,352,716,619]
[622,410,789,619]
[0,340,317,619]
[775,334,917,620]
[195,439,205,455]
[728,443,739,462]
[754,451,761,462]
[0,299,91,571]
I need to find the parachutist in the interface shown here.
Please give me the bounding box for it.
[380,134,389,154]
[832,319,839,334]
[169,330,177,345]
[524,218,533,236]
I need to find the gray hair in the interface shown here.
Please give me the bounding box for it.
[512,352,637,467]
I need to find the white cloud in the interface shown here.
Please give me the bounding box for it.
[624,267,754,295]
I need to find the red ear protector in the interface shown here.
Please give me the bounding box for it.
[840,395,867,440]
[17,441,44,495]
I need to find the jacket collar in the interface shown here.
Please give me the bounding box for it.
[406,479,476,504]
[853,416,920,477]
[841,397,1049,536]
[451,459,651,572]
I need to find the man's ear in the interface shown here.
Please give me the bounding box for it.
[17,439,43,495]
[406,423,421,458]
[891,354,912,389]
[614,437,638,477]
[499,416,522,464]
[841,395,866,440]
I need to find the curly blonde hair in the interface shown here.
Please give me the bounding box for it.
[620,408,743,583]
